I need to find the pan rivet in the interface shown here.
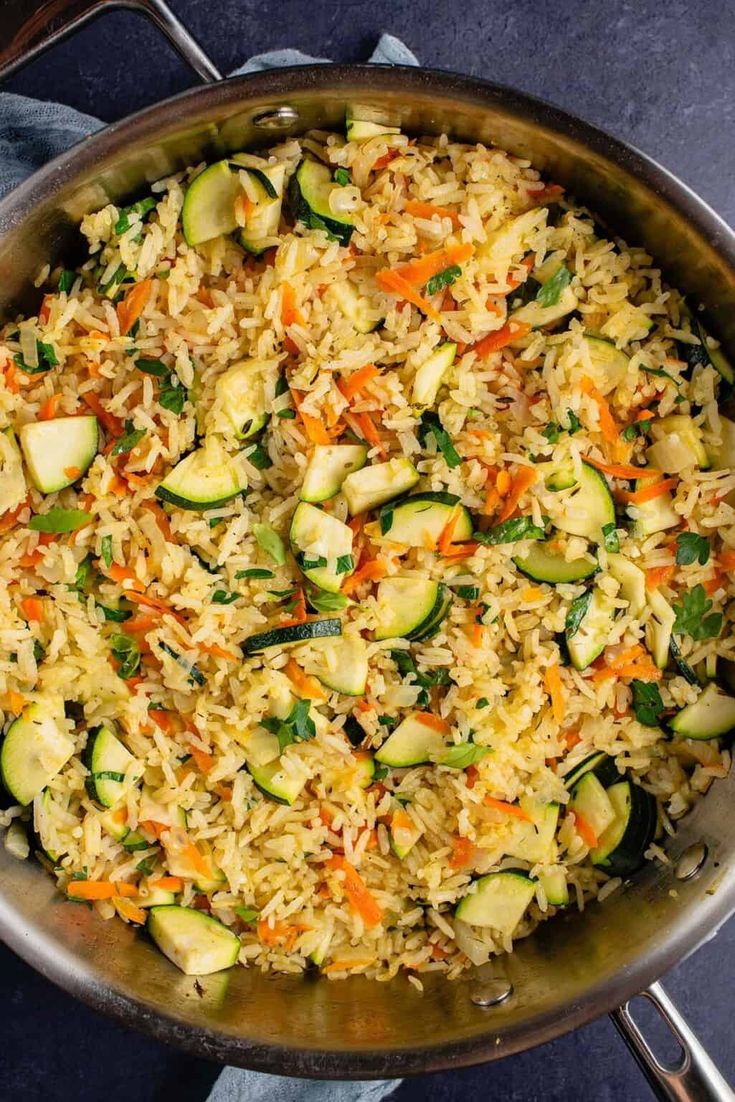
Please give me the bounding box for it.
[470,978,513,1007]
[253,106,299,130]
[675,842,708,881]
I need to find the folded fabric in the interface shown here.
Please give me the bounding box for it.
[0,31,418,1102]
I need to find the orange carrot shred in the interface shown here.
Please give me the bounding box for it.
[338,364,380,402]
[20,597,44,622]
[620,478,677,505]
[583,456,660,480]
[190,746,214,774]
[82,392,124,438]
[497,466,536,523]
[117,279,152,336]
[39,393,62,420]
[437,504,463,556]
[472,320,532,358]
[341,558,387,595]
[390,242,474,287]
[483,796,531,822]
[327,855,383,928]
[646,564,676,590]
[571,811,598,848]
[404,200,462,229]
[198,642,239,662]
[449,835,474,870]
[580,376,620,444]
[6,691,26,716]
[544,663,565,724]
[284,658,328,701]
[114,898,147,925]
[67,880,117,900]
[415,711,451,734]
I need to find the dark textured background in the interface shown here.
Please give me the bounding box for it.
[2,1,735,1099]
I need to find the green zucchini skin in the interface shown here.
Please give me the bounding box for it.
[288,160,354,246]
[243,618,343,655]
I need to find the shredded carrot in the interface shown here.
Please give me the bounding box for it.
[343,410,385,454]
[470,621,484,647]
[620,477,677,505]
[322,957,377,974]
[544,663,565,724]
[571,811,598,849]
[190,745,214,773]
[39,393,62,421]
[483,796,531,822]
[580,376,620,445]
[404,199,462,229]
[636,407,656,422]
[3,362,19,394]
[705,572,724,597]
[495,468,512,497]
[6,691,26,716]
[67,880,117,900]
[113,898,147,925]
[198,642,239,662]
[415,711,451,734]
[182,843,210,879]
[284,657,327,701]
[372,149,400,171]
[391,242,474,287]
[214,783,232,802]
[82,392,124,438]
[375,267,442,322]
[563,727,581,748]
[151,876,183,892]
[141,500,173,541]
[465,765,479,788]
[20,597,44,622]
[718,550,735,571]
[593,659,662,683]
[442,540,479,561]
[64,466,82,481]
[327,855,383,928]
[148,708,172,732]
[449,835,474,870]
[583,456,660,481]
[0,497,28,534]
[114,881,139,898]
[472,319,532,359]
[341,558,387,595]
[497,466,537,523]
[437,505,463,556]
[338,364,380,402]
[257,919,306,950]
[124,614,158,635]
[646,564,676,590]
[138,819,167,840]
[281,282,305,327]
[108,473,128,497]
[116,279,152,336]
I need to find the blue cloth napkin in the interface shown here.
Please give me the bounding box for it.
[0,32,417,1102]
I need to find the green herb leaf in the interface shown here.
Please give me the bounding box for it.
[111,418,146,457]
[29,507,91,534]
[236,567,274,579]
[100,534,114,569]
[373,763,389,781]
[234,906,259,924]
[377,714,394,728]
[110,634,141,679]
[72,555,94,593]
[114,196,156,236]
[136,857,156,875]
[97,603,131,623]
[542,423,561,444]
[262,698,316,752]
[380,507,394,535]
[158,641,206,686]
[455,585,480,600]
[602,522,620,553]
[253,523,286,565]
[631,680,665,727]
[535,265,571,307]
[675,532,710,567]
[299,555,328,570]
[336,554,354,574]
[277,408,296,420]
[246,442,273,470]
[306,587,349,613]
[57,269,77,294]
[135,357,169,377]
[426,264,462,296]
[474,516,545,545]
[417,410,462,469]
[476,697,490,709]
[333,168,351,186]
[565,409,582,434]
[33,640,45,662]
[642,365,680,388]
[212,590,238,605]
[565,590,592,639]
[436,742,490,769]
[673,584,722,641]
[159,377,187,414]
[15,339,59,375]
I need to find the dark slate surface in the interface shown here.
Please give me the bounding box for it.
[1,1,734,1099]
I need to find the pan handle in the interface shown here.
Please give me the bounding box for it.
[0,0,222,84]
[610,982,734,1101]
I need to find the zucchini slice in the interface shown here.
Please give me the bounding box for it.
[412,342,456,407]
[373,577,450,641]
[504,799,559,864]
[706,414,735,470]
[289,501,355,593]
[512,285,577,329]
[389,805,423,859]
[380,492,473,548]
[19,416,98,494]
[607,554,646,617]
[235,162,286,255]
[569,772,615,838]
[682,314,734,385]
[289,160,354,246]
[0,701,74,806]
[647,415,709,473]
[345,111,400,142]
[210,358,279,441]
[182,161,241,246]
[579,335,630,394]
[300,636,369,696]
[514,542,597,584]
[156,439,247,511]
[244,618,342,656]
[99,805,130,843]
[83,723,138,808]
[670,683,735,740]
[566,588,615,671]
[329,279,383,334]
[375,711,448,767]
[537,867,569,907]
[646,589,675,670]
[136,881,177,908]
[628,482,680,537]
[590,780,656,876]
[544,461,615,543]
[0,430,26,515]
[342,457,419,516]
[563,750,620,790]
[454,870,535,933]
[300,444,369,503]
[148,905,240,974]
[139,786,188,829]
[248,758,307,805]
[353,751,375,789]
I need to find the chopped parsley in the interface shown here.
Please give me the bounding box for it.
[631,680,665,727]
[114,196,156,236]
[15,339,59,375]
[111,419,146,457]
[418,410,462,469]
[28,507,91,534]
[211,590,238,605]
[57,269,77,294]
[438,742,490,769]
[253,523,286,566]
[602,522,620,553]
[100,534,114,569]
[236,568,274,580]
[426,264,462,296]
[565,590,592,639]
[262,698,316,752]
[333,168,351,186]
[675,532,710,567]
[110,634,141,680]
[673,585,722,641]
[305,587,349,613]
[535,265,571,307]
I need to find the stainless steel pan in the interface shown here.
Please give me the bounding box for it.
[1,2,734,1097]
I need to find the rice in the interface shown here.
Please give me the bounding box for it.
[0,122,732,982]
